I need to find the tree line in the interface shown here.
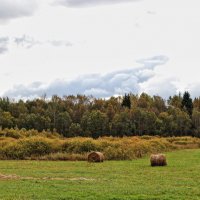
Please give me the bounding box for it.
[0,92,200,138]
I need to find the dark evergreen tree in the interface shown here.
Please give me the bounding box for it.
[121,94,131,109]
[182,91,193,117]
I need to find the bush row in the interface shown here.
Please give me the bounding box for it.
[1,130,200,160]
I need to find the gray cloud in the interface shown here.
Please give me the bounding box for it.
[0,37,9,54]
[0,35,73,54]
[14,35,73,49]
[0,0,38,21]
[14,35,41,49]
[55,0,140,7]
[4,55,169,99]
[137,55,169,68]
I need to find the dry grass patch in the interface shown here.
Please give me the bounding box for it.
[1,130,200,161]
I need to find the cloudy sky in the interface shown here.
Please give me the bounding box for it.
[0,0,200,99]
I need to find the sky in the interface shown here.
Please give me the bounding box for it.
[0,0,200,100]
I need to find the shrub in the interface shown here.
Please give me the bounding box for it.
[1,128,200,160]
[2,143,25,159]
[0,128,22,139]
[20,138,53,157]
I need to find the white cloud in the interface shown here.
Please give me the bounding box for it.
[48,40,73,47]
[140,76,178,99]
[0,0,200,99]
[186,83,200,98]
[3,55,169,99]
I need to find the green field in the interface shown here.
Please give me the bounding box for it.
[1,149,200,200]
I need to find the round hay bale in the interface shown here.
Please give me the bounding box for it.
[150,154,167,167]
[88,152,104,162]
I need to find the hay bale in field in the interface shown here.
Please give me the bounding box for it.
[88,152,104,162]
[150,154,167,167]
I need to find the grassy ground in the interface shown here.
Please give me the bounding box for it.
[1,149,200,200]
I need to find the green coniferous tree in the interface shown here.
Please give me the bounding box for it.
[121,94,131,109]
[181,91,193,117]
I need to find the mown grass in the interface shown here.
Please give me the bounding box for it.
[1,149,200,200]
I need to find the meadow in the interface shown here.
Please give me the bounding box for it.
[1,149,200,200]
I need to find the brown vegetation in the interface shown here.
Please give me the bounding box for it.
[0,129,200,161]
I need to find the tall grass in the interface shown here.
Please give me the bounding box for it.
[0,129,200,160]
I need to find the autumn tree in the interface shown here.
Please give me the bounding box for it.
[0,111,14,128]
[137,93,153,109]
[69,123,82,137]
[158,112,177,136]
[168,107,192,136]
[111,110,135,137]
[131,108,157,135]
[152,95,166,115]
[81,110,109,138]
[55,112,72,136]
[0,93,197,137]
[168,93,182,109]
[192,109,200,129]
[193,97,200,111]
